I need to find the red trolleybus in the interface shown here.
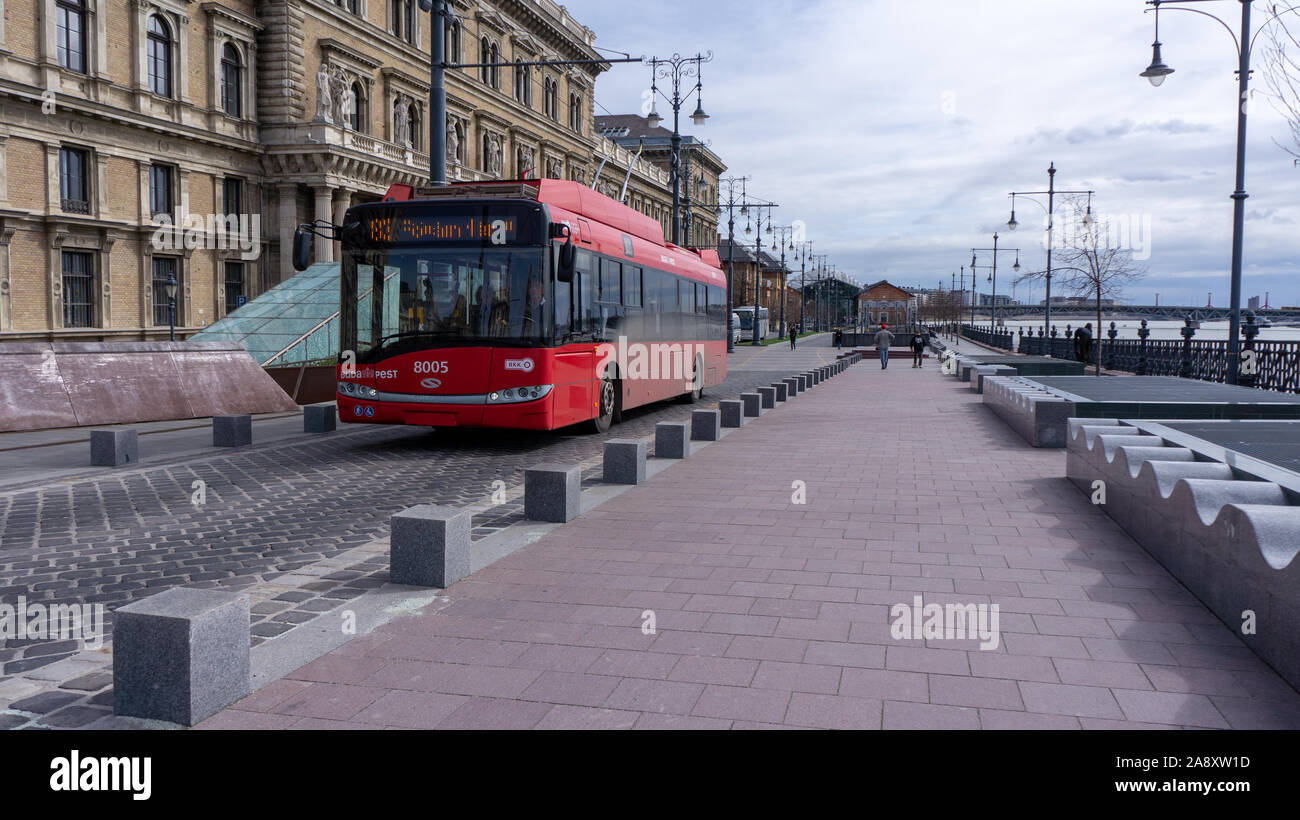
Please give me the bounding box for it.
[292,179,728,433]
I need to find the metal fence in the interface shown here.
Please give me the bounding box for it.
[995,320,1300,394]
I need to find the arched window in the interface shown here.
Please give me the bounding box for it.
[543,77,557,120]
[349,82,365,132]
[445,20,460,65]
[513,61,531,106]
[568,92,583,133]
[408,103,421,150]
[146,15,173,98]
[391,0,415,44]
[479,37,490,84]
[220,43,242,117]
[489,42,500,88]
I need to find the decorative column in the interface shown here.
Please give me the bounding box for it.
[313,186,334,263]
[277,183,298,284]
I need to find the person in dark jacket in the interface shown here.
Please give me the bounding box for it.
[910,331,927,368]
[789,322,797,350]
[1074,322,1093,364]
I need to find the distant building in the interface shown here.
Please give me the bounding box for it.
[1041,296,1118,308]
[858,280,915,328]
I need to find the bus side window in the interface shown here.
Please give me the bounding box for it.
[554,276,571,340]
[574,250,597,337]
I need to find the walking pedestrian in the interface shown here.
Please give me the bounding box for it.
[875,323,895,370]
[910,330,926,368]
[1074,322,1093,365]
[789,322,797,350]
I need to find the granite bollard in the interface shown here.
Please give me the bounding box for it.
[90,429,138,467]
[719,399,746,427]
[213,414,252,447]
[771,382,788,402]
[691,409,722,441]
[740,393,763,417]
[524,463,581,522]
[757,386,776,409]
[303,403,337,433]
[390,504,471,587]
[603,439,647,484]
[655,421,691,458]
[113,587,250,726]
[784,377,799,396]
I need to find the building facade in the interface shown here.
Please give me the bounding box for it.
[0,0,693,341]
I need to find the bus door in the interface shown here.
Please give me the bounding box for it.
[552,249,595,426]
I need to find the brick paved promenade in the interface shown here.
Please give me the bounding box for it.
[200,357,1300,729]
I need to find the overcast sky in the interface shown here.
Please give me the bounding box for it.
[563,0,1300,307]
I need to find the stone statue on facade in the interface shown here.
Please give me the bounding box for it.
[394,95,410,147]
[315,63,333,123]
[339,84,356,130]
[329,67,348,125]
[446,121,460,165]
[486,134,502,177]
[518,146,535,178]
[547,156,563,179]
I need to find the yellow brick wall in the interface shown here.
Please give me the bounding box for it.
[105,156,138,221]
[6,0,38,58]
[104,0,133,87]
[109,239,141,327]
[9,231,49,331]
[7,138,48,211]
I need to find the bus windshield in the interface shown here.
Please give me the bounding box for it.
[343,246,549,360]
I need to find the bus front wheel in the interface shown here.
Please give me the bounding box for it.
[588,375,617,433]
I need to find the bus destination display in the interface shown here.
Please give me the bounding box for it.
[365,213,522,244]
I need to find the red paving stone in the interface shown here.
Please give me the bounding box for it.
[197,360,1300,730]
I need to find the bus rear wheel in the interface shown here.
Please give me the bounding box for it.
[682,355,705,403]
[588,375,617,433]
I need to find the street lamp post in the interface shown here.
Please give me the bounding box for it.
[799,241,813,336]
[1007,163,1093,340]
[165,274,178,342]
[772,225,797,339]
[716,176,750,353]
[971,235,1020,334]
[1136,0,1300,384]
[744,201,778,345]
[645,53,712,246]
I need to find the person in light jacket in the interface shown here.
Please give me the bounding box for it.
[875,323,895,369]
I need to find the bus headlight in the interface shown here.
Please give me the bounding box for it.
[338,382,377,399]
[487,385,552,404]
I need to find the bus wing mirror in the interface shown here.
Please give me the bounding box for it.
[292,225,313,272]
[553,223,575,282]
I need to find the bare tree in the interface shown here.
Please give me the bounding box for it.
[1049,201,1146,375]
[1262,5,1300,163]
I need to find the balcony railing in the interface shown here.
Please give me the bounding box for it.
[61,198,91,214]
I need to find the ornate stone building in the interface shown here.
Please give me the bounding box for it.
[594,113,722,245]
[0,0,694,341]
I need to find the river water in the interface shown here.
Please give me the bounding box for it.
[991,316,1300,343]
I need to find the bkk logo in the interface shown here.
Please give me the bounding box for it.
[503,358,535,372]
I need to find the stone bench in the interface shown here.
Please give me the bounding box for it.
[604,439,647,484]
[390,504,472,587]
[655,421,691,458]
[113,587,250,726]
[304,403,337,433]
[971,365,1017,394]
[213,414,252,447]
[90,429,139,467]
[524,463,581,522]
[982,376,1076,448]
